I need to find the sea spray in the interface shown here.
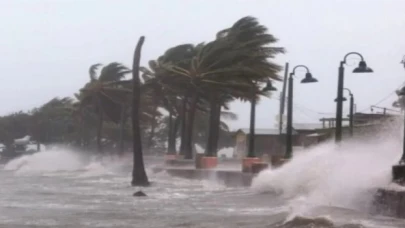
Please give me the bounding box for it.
[3,149,85,174]
[251,138,401,213]
[78,162,114,178]
[1,147,136,176]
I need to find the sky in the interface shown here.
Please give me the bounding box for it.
[1,0,405,130]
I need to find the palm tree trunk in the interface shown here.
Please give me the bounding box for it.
[183,91,198,159]
[179,96,187,156]
[78,123,83,149]
[96,111,103,154]
[131,36,149,187]
[167,110,176,155]
[76,111,84,149]
[173,116,180,153]
[212,103,221,154]
[205,95,218,157]
[146,106,158,153]
[119,105,126,155]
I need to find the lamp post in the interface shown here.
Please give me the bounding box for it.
[334,88,354,137]
[335,52,373,143]
[393,57,405,183]
[285,65,318,159]
[247,80,277,158]
[344,88,354,137]
[393,86,405,183]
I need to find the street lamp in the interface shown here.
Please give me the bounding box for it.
[343,88,354,137]
[247,80,277,158]
[335,52,373,143]
[392,86,405,183]
[285,65,318,159]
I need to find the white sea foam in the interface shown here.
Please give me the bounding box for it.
[3,149,85,174]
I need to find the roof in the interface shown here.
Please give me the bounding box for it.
[320,117,350,121]
[293,123,325,130]
[237,128,298,135]
[321,113,400,122]
[353,112,399,117]
[235,122,330,135]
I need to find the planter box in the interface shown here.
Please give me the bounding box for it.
[251,162,269,174]
[242,157,260,173]
[200,157,218,169]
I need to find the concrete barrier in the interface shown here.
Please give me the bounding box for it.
[371,188,405,218]
[251,162,269,174]
[152,167,254,187]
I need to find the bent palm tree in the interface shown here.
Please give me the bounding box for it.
[161,16,285,159]
[80,62,131,153]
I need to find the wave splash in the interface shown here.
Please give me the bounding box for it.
[252,138,400,213]
[3,149,86,173]
[272,215,365,228]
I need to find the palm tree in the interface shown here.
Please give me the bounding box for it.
[80,62,131,153]
[140,54,192,156]
[192,108,237,149]
[104,79,159,155]
[131,36,149,187]
[141,45,197,157]
[71,93,101,150]
[202,16,285,157]
[159,16,284,159]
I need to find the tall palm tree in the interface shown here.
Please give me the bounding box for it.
[131,36,149,186]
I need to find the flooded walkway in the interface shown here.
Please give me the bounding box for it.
[1,148,405,227]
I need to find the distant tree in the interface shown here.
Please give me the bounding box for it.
[393,89,405,110]
[0,111,31,155]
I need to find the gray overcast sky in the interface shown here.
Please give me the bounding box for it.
[1,0,405,130]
